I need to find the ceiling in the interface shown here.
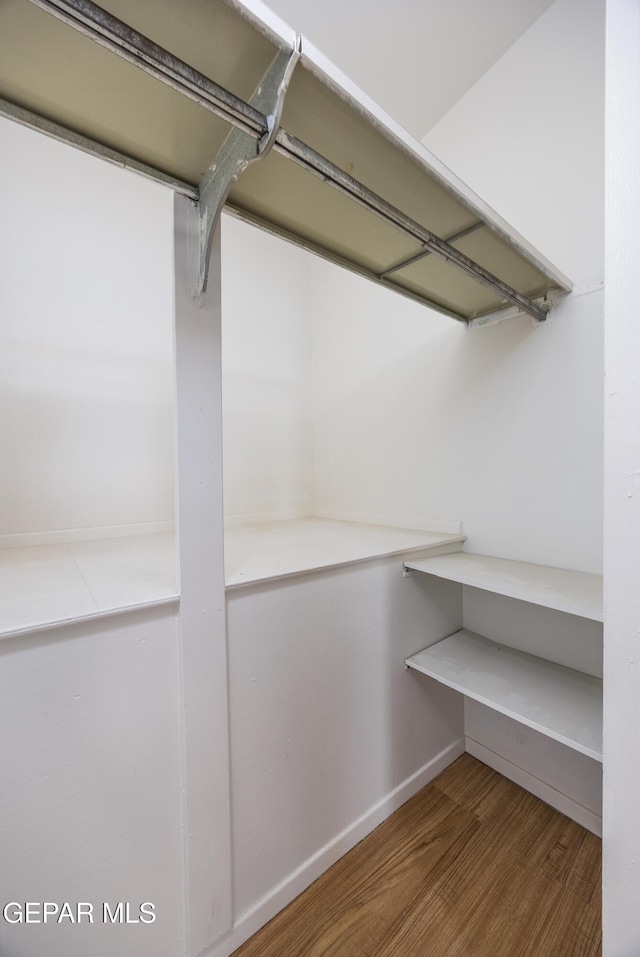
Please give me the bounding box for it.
[263,0,555,138]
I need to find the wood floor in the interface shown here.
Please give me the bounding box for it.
[233,754,601,957]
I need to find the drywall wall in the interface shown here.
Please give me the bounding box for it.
[424,0,603,284]
[307,0,604,846]
[219,556,464,953]
[312,0,604,576]
[221,215,316,523]
[465,699,602,833]
[0,121,316,539]
[603,0,640,952]
[0,606,184,957]
[0,118,175,544]
[264,0,555,136]
[463,587,603,834]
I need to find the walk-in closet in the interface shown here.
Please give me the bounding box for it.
[1,0,635,954]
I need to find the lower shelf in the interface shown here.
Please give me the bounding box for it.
[406,630,602,762]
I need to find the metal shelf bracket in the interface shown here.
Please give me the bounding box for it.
[195,37,301,304]
[466,288,567,329]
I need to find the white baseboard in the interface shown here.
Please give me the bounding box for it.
[315,509,463,536]
[223,509,315,526]
[0,521,175,549]
[203,738,465,957]
[466,737,602,836]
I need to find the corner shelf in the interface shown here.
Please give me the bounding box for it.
[404,552,603,621]
[224,520,464,588]
[404,551,603,764]
[406,630,602,762]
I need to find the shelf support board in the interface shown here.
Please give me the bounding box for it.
[196,41,300,302]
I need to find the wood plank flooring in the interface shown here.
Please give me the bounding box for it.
[233,754,601,957]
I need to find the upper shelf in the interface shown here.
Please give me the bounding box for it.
[0,0,572,324]
[404,552,603,622]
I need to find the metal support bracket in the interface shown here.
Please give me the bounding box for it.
[466,288,566,329]
[195,37,301,303]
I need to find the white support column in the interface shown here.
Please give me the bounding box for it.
[603,1,640,954]
[173,193,231,954]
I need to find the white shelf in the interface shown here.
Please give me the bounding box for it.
[224,519,464,588]
[0,532,178,639]
[406,630,602,762]
[404,552,603,622]
[0,0,571,325]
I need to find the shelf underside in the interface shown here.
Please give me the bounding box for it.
[406,630,602,762]
[0,0,571,323]
[405,553,603,622]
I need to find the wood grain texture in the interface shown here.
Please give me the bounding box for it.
[233,754,601,957]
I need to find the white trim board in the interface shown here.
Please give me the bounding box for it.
[224,509,315,526]
[466,738,602,837]
[0,596,179,643]
[173,199,231,953]
[0,521,175,548]
[202,739,464,957]
[315,510,463,536]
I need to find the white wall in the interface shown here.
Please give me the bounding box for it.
[306,0,605,848]
[263,0,556,137]
[0,122,318,538]
[0,119,175,542]
[221,557,464,952]
[463,587,603,834]
[424,0,604,284]
[311,0,604,575]
[0,606,184,957]
[221,216,316,523]
[603,0,640,953]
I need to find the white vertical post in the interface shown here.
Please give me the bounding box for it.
[173,193,231,954]
[603,1,640,954]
